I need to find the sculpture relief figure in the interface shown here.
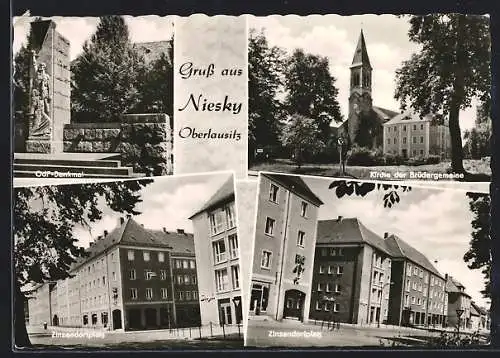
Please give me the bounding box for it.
[29,50,52,138]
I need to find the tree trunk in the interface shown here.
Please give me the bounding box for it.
[14,282,31,348]
[449,14,467,174]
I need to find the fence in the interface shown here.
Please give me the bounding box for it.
[157,322,243,340]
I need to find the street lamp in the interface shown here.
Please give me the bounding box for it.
[378,281,394,328]
[456,308,464,336]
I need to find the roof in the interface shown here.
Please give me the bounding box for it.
[262,173,324,207]
[471,301,486,316]
[373,106,399,122]
[70,218,194,272]
[351,30,372,69]
[445,275,472,298]
[383,110,434,125]
[317,217,392,255]
[133,40,173,66]
[189,178,235,219]
[384,234,443,278]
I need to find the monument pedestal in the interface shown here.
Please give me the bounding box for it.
[26,138,54,153]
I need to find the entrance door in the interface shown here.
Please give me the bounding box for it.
[112,309,122,330]
[145,308,157,328]
[128,309,141,329]
[402,149,408,158]
[219,303,232,325]
[283,290,305,320]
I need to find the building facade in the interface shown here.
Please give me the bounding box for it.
[383,112,451,159]
[189,178,242,326]
[249,173,323,322]
[309,217,393,325]
[385,234,447,327]
[26,217,201,330]
[445,274,472,329]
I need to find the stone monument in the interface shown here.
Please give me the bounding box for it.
[25,20,71,153]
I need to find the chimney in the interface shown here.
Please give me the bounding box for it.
[337,216,343,222]
[445,273,449,280]
[384,232,389,239]
[120,217,125,225]
[90,241,94,247]
[177,229,185,235]
[163,227,168,234]
[141,224,144,227]
[104,230,108,237]
[97,235,103,241]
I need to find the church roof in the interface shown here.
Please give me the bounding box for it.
[373,106,399,122]
[351,30,372,69]
[384,110,434,125]
[384,234,444,278]
[317,217,392,255]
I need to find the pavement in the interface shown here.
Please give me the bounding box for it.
[245,318,487,348]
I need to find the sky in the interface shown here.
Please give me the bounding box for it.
[70,173,232,249]
[248,14,487,137]
[12,15,175,60]
[303,175,489,308]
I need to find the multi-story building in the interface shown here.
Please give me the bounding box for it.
[189,178,242,326]
[249,173,323,322]
[26,217,200,330]
[26,283,52,326]
[445,274,472,329]
[382,111,451,159]
[385,234,447,327]
[309,217,393,325]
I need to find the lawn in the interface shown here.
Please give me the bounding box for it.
[250,158,491,182]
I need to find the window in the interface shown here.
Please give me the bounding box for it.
[330,248,336,256]
[420,149,424,155]
[414,267,418,275]
[328,265,333,274]
[213,240,227,264]
[337,248,344,256]
[333,303,340,312]
[335,284,341,293]
[184,275,190,284]
[215,268,229,292]
[229,234,239,259]
[265,217,275,235]
[158,252,165,262]
[160,270,167,280]
[413,136,417,144]
[326,283,331,292]
[269,183,279,203]
[130,288,138,300]
[261,251,272,269]
[146,288,153,300]
[420,124,424,130]
[129,269,136,280]
[176,260,182,269]
[190,260,196,269]
[394,138,397,144]
[112,272,116,281]
[407,263,412,275]
[231,265,240,289]
[300,202,308,217]
[191,275,197,284]
[319,266,324,274]
[405,295,409,305]
[406,279,410,292]
[145,270,155,280]
[177,275,183,285]
[321,248,328,256]
[209,209,225,235]
[111,253,115,262]
[420,136,424,144]
[317,283,323,292]
[226,203,236,229]
[178,291,184,301]
[403,125,407,131]
[387,138,391,145]
[102,276,106,286]
[161,288,168,299]
[315,301,322,310]
[388,127,390,133]
[127,250,135,261]
[337,266,344,275]
[143,251,150,262]
[403,137,407,144]
[192,291,198,300]
[417,298,421,305]
[411,296,416,304]
[181,260,187,269]
[297,231,305,247]
[186,291,192,300]
[394,126,397,131]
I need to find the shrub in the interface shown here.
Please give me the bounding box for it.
[347,145,385,166]
[426,155,441,165]
[384,153,405,166]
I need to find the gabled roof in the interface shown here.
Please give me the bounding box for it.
[471,301,486,316]
[317,217,392,255]
[351,30,372,69]
[70,218,194,272]
[262,173,324,207]
[189,178,235,219]
[383,110,434,126]
[133,40,173,66]
[385,234,443,278]
[373,106,399,122]
[445,275,472,298]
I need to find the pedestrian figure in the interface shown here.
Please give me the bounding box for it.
[43,321,47,330]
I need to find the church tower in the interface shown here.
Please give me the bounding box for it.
[347,30,373,144]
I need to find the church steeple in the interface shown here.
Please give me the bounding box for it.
[349,29,372,97]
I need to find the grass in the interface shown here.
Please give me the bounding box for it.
[250,158,491,182]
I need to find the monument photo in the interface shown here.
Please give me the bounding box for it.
[13,16,174,180]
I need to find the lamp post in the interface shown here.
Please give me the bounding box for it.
[456,308,464,337]
[378,281,394,328]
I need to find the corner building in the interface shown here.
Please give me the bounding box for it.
[250,174,323,322]
[189,178,242,326]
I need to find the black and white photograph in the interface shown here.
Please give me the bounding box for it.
[12,15,174,181]
[14,172,243,350]
[246,172,491,348]
[248,14,491,182]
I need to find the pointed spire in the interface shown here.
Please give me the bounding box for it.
[351,29,371,69]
